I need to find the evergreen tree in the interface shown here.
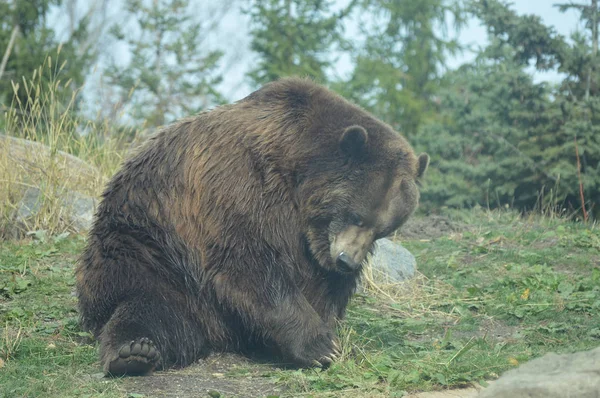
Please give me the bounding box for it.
[470,0,567,70]
[0,0,94,110]
[554,0,600,219]
[338,0,466,137]
[245,0,355,87]
[105,0,224,129]
[416,60,561,211]
[418,0,600,219]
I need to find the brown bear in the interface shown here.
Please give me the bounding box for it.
[75,77,429,376]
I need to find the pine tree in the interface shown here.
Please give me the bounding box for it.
[417,0,600,219]
[416,60,560,211]
[0,0,94,110]
[554,0,600,219]
[105,0,224,129]
[245,0,355,87]
[338,0,466,137]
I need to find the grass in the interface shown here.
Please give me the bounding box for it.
[270,209,600,397]
[0,209,598,397]
[0,234,122,397]
[0,48,135,239]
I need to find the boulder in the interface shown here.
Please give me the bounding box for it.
[15,187,97,234]
[366,238,417,283]
[1,134,103,187]
[1,134,102,237]
[478,346,600,398]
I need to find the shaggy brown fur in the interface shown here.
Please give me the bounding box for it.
[75,77,429,376]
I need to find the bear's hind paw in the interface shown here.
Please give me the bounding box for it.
[106,337,160,377]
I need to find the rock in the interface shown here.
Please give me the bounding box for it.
[1,134,103,237]
[0,134,104,185]
[63,190,96,231]
[366,238,417,283]
[478,346,600,398]
[15,187,97,234]
[15,187,43,221]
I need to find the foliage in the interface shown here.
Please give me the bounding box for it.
[104,0,224,129]
[415,59,562,211]
[335,0,466,137]
[0,0,95,112]
[417,0,600,219]
[469,0,568,70]
[245,0,355,87]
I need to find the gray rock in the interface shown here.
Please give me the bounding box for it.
[15,187,96,234]
[478,346,600,398]
[2,134,102,237]
[62,191,96,231]
[367,238,417,282]
[16,187,43,221]
[1,134,103,183]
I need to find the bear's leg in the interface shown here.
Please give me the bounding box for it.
[213,264,341,368]
[99,293,205,377]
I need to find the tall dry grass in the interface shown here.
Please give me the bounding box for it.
[0,48,137,238]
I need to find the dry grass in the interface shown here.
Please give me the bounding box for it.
[0,49,137,238]
[0,321,24,361]
[361,266,463,322]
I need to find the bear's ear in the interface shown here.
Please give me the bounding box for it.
[417,153,430,178]
[340,125,368,158]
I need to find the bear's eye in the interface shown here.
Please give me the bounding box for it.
[348,213,364,227]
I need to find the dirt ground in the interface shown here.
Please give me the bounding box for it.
[122,353,286,398]
[121,351,489,398]
[397,214,464,240]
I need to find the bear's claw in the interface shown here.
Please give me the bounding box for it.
[106,337,160,376]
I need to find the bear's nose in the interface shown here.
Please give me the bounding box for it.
[336,252,360,272]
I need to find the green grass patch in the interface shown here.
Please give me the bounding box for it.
[1,209,599,397]
[0,235,122,397]
[276,210,600,396]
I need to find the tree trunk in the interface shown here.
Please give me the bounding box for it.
[0,25,20,82]
[593,0,598,57]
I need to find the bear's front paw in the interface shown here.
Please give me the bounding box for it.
[285,324,341,369]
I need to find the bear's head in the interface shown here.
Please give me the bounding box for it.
[299,123,429,275]
[246,77,428,275]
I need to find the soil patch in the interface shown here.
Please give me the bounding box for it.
[121,353,286,398]
[406,383,490,398]
[398,215,464,240]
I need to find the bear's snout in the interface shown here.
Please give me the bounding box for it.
[336,252,361,272]
[330,226,374,273]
